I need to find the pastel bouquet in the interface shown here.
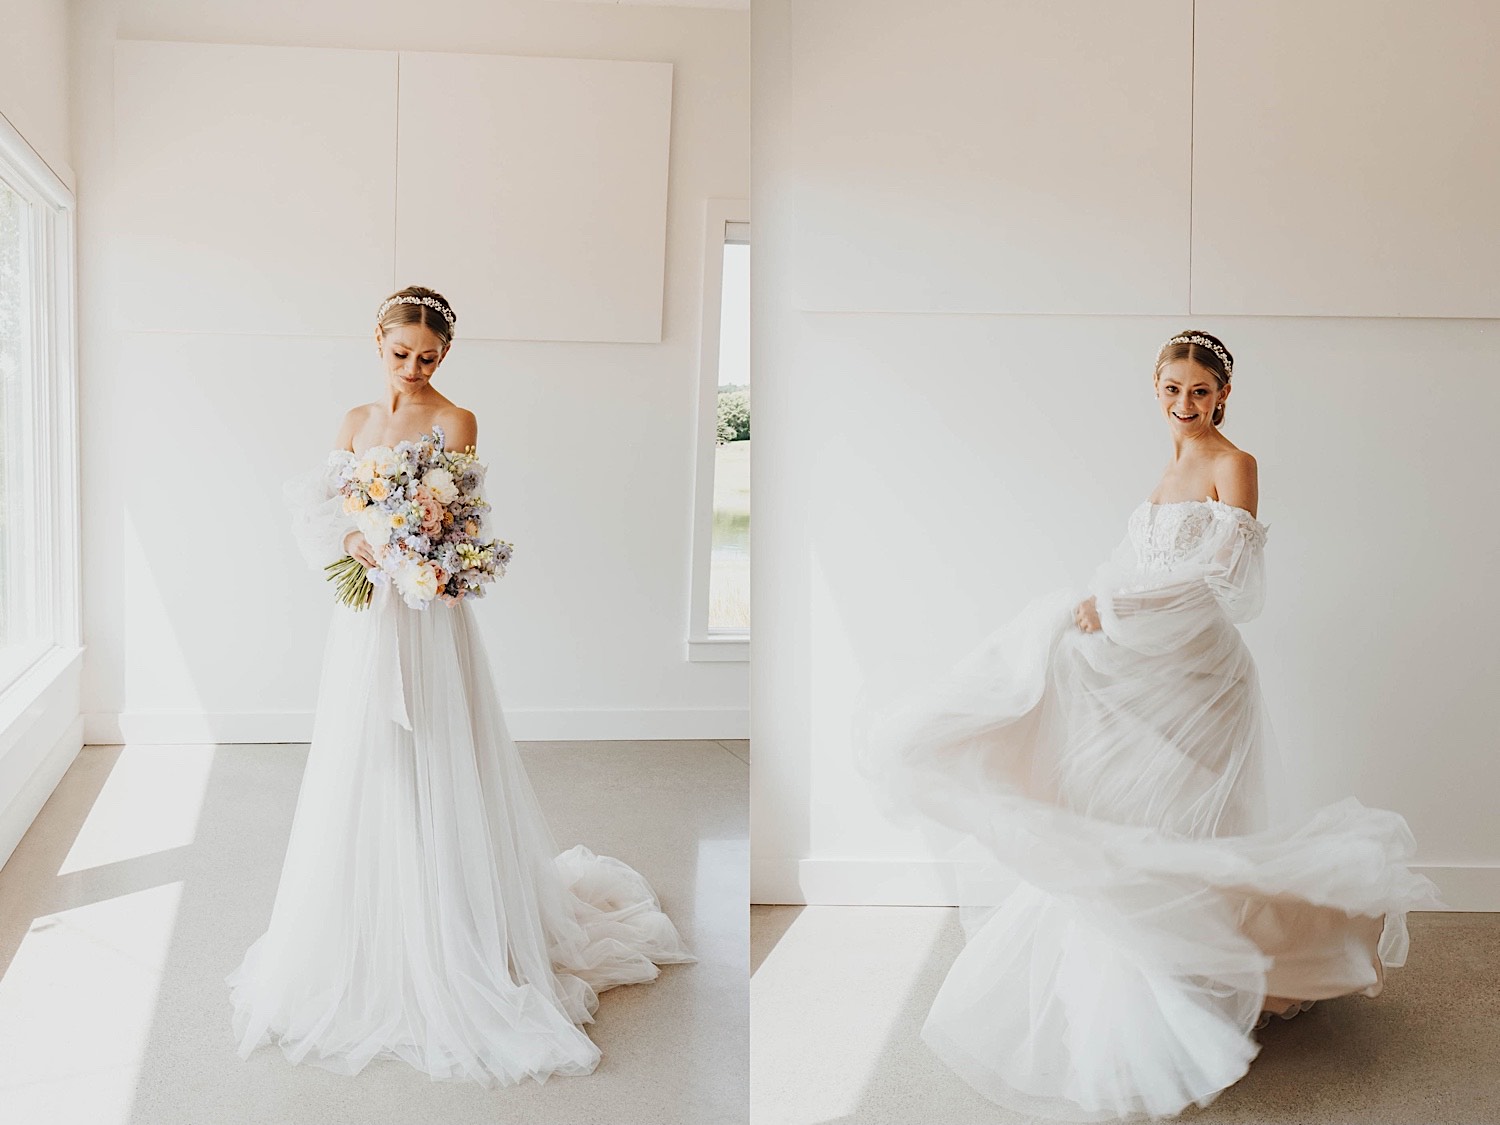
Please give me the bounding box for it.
[323,425,513,610]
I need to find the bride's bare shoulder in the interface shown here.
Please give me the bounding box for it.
[334,403,377,451]
[437,405,478,452]
[1217,446,1257,477]
[1214,447,1259,515]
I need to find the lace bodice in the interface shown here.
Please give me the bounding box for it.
[1092,499,1269,631]
[1128,499,1267,575]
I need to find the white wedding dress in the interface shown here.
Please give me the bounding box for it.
[225,448,694,1086]
[859,498,1440,1121]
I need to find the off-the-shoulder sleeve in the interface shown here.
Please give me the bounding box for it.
[1202,505,1267,623]
[1089,504,1268,654]
[284,450,358,573]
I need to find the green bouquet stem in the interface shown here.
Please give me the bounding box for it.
[324,554,375,610]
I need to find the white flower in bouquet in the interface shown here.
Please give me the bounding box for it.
[369,445,400,476]
[392,558,441,607]
[356,505,392,549]
[422,467,459,505]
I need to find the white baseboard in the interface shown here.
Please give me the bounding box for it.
[83,711,313,745]
[788,858,1500,912]
[1412,865,1500,912]
[0,715,84,871]
[83,707,749,745]
[794,859,956,907]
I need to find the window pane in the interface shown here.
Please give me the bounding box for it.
[709,241,749,631]
[0,177,41,682]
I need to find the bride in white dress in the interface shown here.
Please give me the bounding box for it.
[858,331,1440,1121]
[225,286,694,1086]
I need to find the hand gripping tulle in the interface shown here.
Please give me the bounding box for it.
[1089,500,1267,656]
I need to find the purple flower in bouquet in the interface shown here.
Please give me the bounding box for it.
[322,425,514,610]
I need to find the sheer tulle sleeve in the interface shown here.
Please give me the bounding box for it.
[283,450,358,574]
[1089,503,1268,655]
[1203,506,1267,623]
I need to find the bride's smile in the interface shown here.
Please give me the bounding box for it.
[1156,359,1229,439]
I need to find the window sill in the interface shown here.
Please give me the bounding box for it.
[686,636,749,663]
[0,640,52,697]
[0,643,84,747]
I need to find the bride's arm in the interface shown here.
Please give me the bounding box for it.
[333,406,358,455]
[1216,450,1258,519]
[1089,517,1266,652]
[1202,510,1267,623]
[1203,451,1264,621]
[331,408,379,565]
[283,415,362,573]
[443,408,478,454]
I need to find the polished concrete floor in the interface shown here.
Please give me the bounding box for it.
[0,739,748,1125]
[751,904,1500,1125]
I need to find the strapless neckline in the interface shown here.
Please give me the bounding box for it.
[343,424,446,462]
[1139,496,1259,523]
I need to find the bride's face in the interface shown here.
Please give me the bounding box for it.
[376,324,449,392]
[1155,359,1226,435]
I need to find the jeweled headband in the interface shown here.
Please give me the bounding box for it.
[1164,333,1232,376]
[377,294,456,330]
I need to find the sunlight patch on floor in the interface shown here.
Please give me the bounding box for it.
[751,905,948,1125]
[0,881,183,1124]
[59,746,214,875]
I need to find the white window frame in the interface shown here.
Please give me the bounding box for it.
[0,111,82,718]
[686,198,749,662]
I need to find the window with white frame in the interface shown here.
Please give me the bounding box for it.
[688,201,749,661]
[0,121,80,697]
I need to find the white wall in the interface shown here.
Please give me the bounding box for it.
[72,0,749,742]
[0,0,71,183]
[752,0,1500,907]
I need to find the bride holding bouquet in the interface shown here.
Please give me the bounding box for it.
[225,285,694,1086]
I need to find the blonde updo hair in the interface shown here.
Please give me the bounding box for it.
[1155,330,1234,427]
[376,285,457,350]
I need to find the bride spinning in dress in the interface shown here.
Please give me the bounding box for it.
[859,331,1439,1121]
[226,286,694,1086]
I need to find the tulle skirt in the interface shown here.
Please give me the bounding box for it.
[225,583,694,1086]
[858,587,1440,1121]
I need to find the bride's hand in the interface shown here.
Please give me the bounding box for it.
[343,529,379,568]
[1075,596,1101,633]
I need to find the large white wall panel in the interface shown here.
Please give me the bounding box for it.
[1192,1,1500,318]
[395,52,673,342]
[110,41,396,335]
[787,0,1193,315]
